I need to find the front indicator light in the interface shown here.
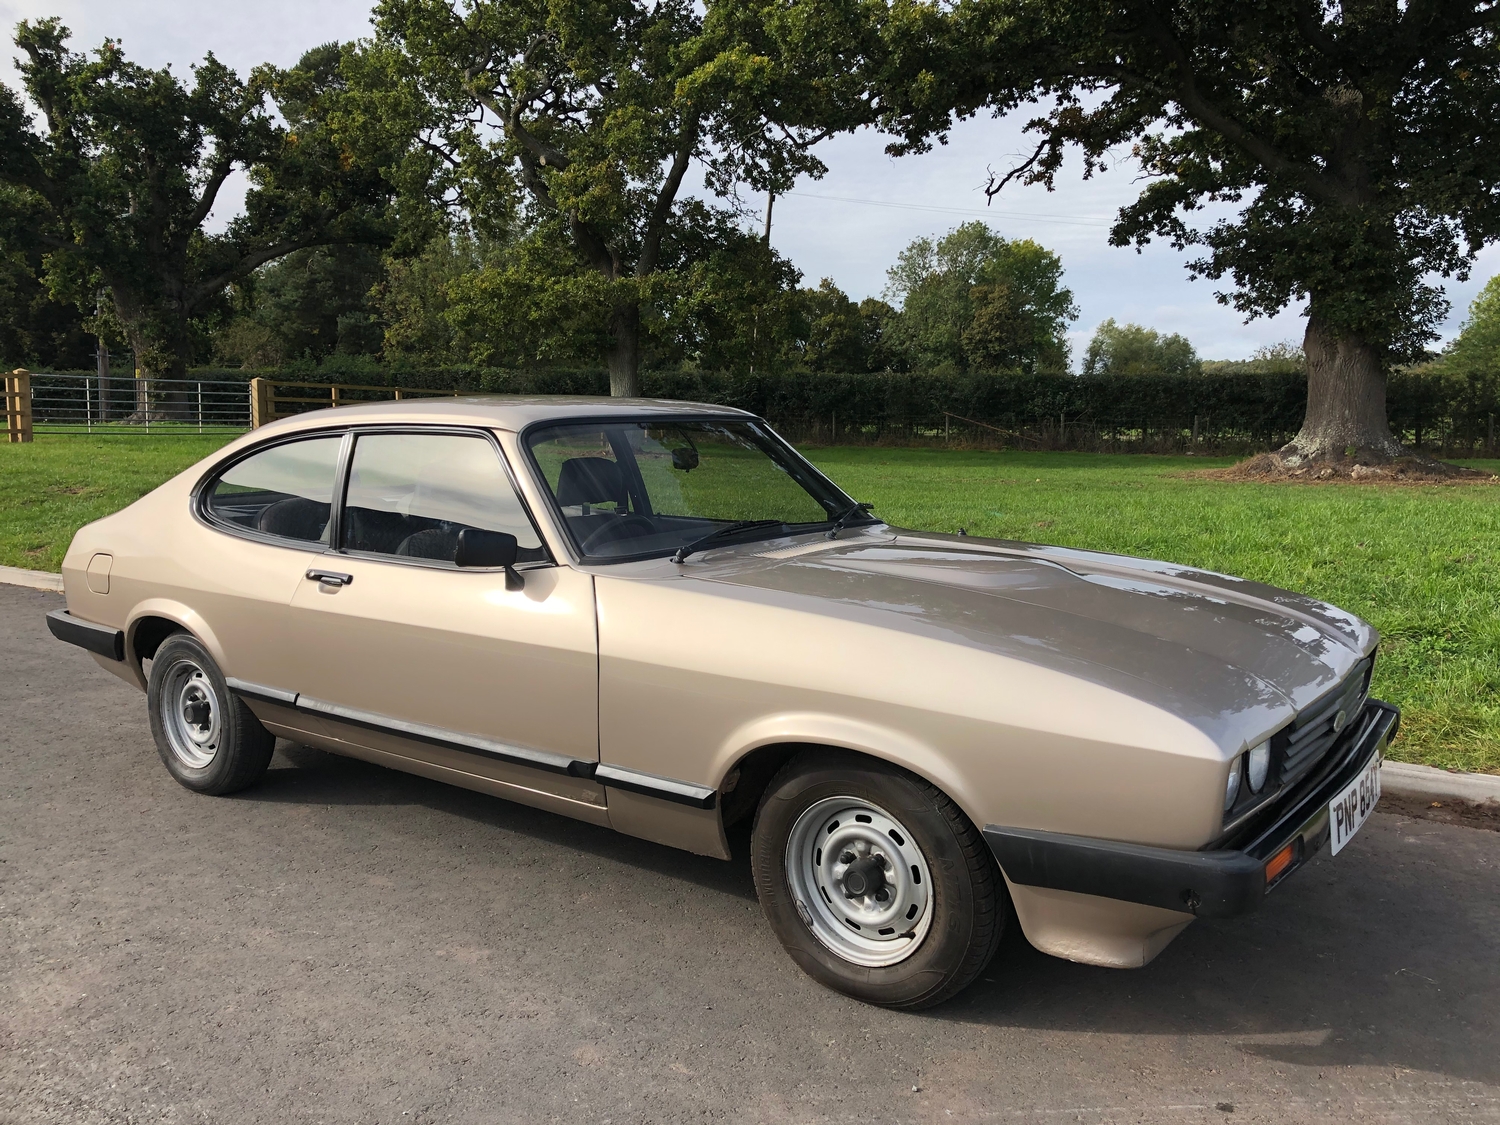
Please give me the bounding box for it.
[1224,757,1242,811]
[1247,740,1271,793]
[1265,842,1296,884]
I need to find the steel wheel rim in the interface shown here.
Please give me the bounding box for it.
[160,659,222,770]
[784,796,934,968]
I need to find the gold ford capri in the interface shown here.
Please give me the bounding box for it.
[47,398,1397,1008]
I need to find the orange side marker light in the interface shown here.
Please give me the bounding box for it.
[1265,843,1296,885]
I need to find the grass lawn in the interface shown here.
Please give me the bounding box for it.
[0,435,234,572]
[3,435,1497,773]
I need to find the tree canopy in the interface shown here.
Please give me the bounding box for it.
[1081,319,1199,378]
[0,21,394,382]
[868,0,1500,463]
[354,0,868,395]
[881,221,1075,374]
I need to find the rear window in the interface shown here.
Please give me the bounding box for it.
[205,436,343,544]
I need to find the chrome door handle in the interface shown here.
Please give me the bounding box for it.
[306,568,353,587]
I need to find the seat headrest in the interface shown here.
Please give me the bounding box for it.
[555,457,626,507]
[257,496,330,541]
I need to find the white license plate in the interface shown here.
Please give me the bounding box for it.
[1329,754,1382,855]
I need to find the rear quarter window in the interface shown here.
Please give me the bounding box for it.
[205,436,343,544]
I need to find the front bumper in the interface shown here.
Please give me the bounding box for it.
[984,699,1400,919]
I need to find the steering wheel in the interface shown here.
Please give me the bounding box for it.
[580,514,659,553]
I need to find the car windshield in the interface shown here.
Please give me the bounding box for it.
[525,418,870,560]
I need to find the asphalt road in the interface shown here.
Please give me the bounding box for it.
[2,583,1497,1125]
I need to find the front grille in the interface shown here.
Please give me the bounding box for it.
[1275,658,1373,787]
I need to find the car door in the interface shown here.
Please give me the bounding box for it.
[277,428,604,816]
[193,430,348,712]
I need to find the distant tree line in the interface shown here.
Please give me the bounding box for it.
[3,1,1499,466]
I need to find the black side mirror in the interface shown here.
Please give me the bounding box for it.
[671,446,699,471]
[455,528,524,590]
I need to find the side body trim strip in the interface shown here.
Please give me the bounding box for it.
[594,763,718,809]
[45,609,124,661]
[222,680,716,809]
[224,678,298,706]
[292,694,594,778]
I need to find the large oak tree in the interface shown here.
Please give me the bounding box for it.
[870,0,1500,464]
[361,0,868,396]
[0,21,394,386]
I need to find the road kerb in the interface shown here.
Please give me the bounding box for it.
[0,564,63,592]
[1383,760,1500,805]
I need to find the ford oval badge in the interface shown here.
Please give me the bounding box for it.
[1333,709,1348,733]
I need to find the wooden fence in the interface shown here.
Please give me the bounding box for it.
[4,369,32,442]
[249,377,459,428]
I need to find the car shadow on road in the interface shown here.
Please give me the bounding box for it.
[240,742,1496,1089]
[240,741,762,904]
[929,816,1499,1088]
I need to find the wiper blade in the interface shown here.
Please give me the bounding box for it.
[671,519,785,564]
[826,501,875,539]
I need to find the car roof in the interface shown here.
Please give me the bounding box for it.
[258,395,756,436]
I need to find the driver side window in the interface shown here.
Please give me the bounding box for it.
[341,432,546,563]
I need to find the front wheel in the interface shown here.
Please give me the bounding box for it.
[750,751,1007,1009]
[146,633,274,795]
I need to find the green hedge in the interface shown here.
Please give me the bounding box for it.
[55,360,1500,451]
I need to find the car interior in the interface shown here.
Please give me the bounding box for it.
[552,454,712,556]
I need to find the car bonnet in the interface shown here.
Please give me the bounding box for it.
[686,530,1374,747]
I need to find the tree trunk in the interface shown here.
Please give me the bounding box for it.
[1279,312,1403,463]
[607,300,642,397]
[121,318,191,423]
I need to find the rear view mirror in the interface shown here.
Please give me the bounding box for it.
[455,528,524,590]
[671,446,699,471]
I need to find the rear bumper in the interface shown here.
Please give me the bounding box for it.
[46,609,125,661]
[984,699,1400,919]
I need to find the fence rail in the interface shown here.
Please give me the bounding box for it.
[12,371,253,435]
[249,377,459,427]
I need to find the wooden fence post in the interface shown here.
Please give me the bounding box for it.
[5,369,33,443]
[249,377,274,429]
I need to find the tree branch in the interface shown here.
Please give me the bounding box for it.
[1134,14,1358,206]
[183,237,318,310]
[185,154,237,232]
[636,113,699,277]
[984,136,1052,198]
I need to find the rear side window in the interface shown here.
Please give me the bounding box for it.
[341,433,545,563]
[206,436,343,544]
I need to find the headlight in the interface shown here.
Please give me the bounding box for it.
[1247,740,1271,793]
[1224,757,1242,811]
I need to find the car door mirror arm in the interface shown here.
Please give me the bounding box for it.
[456,528,524,590]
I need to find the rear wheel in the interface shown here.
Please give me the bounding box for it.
[751,751,1007,1009]
[146,634,274,795]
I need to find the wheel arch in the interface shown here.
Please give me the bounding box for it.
[126,600,226,687]
[713,715,984,836]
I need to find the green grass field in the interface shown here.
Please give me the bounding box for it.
[3,435,1497,773]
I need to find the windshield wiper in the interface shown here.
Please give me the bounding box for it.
[826,501,875,539]
[671,519,786,564]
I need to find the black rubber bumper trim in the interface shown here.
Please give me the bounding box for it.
[984,699,1400,919]
[292,694,596,778]
[594,764,718,810]
[45,609,124,661]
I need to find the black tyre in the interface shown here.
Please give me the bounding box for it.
[146,633,275,795]
[751,750,1006,1009]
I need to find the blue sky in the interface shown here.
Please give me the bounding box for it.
[6,0,1497,362]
